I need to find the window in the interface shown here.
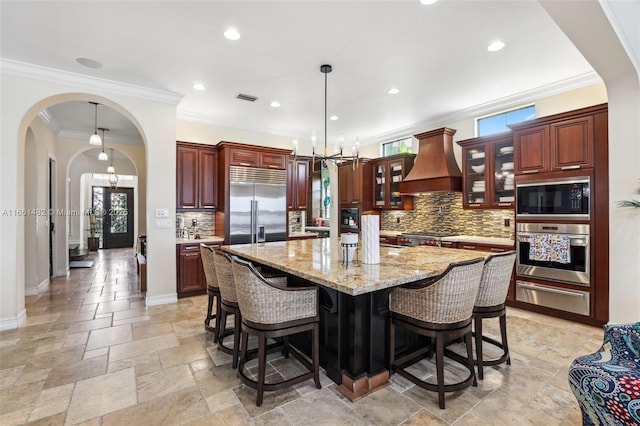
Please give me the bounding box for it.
[477,105,536,136]
[382,137,413,157]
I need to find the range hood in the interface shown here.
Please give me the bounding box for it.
[399,127,462,194]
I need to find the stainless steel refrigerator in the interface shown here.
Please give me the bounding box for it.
[228,165,287,245]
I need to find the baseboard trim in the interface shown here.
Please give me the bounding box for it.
[0,309,27,331]
[145,293,177,307]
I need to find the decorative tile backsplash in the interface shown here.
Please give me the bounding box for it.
[288,211,303,233]
[381,192,515,239]
[176,211,215,237]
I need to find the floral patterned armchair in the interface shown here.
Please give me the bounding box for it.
[568,322,640,425]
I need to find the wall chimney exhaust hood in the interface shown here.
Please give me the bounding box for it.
[399,127,462,194]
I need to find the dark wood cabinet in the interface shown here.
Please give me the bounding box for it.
[176,243,208,298]
[228,147,286,169]
[513,109,595,175]
[338,160,372,208]
[379,235,398,245]
[550,115,594,171]
[287,158,310,210]
[372,154,415,210]
[458,132,514,209]
[177,141,217,209]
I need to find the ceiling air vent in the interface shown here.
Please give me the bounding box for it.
[236,93,258,102]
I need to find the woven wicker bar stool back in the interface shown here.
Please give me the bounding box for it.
[200,244,221,342]
[389,257,485,409]
[231,256,321,407]
[472,251,516,380]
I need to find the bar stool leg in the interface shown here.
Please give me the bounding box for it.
[500,313,511,365]
[257,332,267,407]
[436,335,446,409]
[232,313,241,369]
[466,331,478,387]
[474,315,484,380]
[313,323,321,389]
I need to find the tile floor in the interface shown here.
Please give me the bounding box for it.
[0,248,604,425]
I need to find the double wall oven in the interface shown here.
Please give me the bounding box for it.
[514,176,592,316]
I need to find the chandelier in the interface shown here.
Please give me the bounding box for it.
[293,65,359,171]
[89,102,102,145]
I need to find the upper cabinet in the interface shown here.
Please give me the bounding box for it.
[458,132,514,209]
[372,154,415,210]
[177,141,217,210]
[228,146,286,169]
[512,107,597,175]
[287,157,310,210]
[338,159,372,208]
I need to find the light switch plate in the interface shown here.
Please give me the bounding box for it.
[155,218,172,229]
[155,208,169,218]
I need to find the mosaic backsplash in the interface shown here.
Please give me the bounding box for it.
[176,211,215,237]
[381,192,515,240]
[288,210,303,233]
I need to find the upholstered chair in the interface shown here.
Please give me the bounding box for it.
[231,256,321,407]
[389,257,485,409]
[200,244,221,342]
[472,251,516,380]
[569,322,640,425]
[211,248,242,368]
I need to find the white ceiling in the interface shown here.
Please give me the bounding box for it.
[1,0,606,148]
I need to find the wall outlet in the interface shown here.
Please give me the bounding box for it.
[396,217,400,224]
[504,218,510,227]
[297,217,301,223]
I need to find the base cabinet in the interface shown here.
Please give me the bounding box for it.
[177,243,207,298]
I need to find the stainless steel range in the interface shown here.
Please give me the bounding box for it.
[397,231,456,247]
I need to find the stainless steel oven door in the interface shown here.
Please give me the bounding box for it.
[516,223,590,286]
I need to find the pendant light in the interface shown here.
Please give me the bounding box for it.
[108,146,118,188]
[107,148,115,174]
[98,128,108,161]
[89,102,102,145]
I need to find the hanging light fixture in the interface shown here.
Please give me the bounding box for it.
[98,128,108,161]
[293,64,359,171]
[108,149,118,189]
[107,148,115,174]
[89,102,102,145]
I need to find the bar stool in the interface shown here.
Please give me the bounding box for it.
[212,249,242,368]
[472,251,516,380]
[231,256,321,407]
[200,244,221,342]
[389,258,485,409]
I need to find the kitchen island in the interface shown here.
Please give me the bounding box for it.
[222,238,487,399]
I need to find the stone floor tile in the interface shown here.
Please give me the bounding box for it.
[279,388,367,425]
[183,404,251,426]
[65,367,137,425]
[252,408,292,426]
[108,333,179,362]
[85,324,132,350]
[43,354,107,389]
[136,363,196,403]
[204,389,240,413]
[27,382,74,422]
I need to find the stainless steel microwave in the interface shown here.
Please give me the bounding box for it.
[516,176,590,220]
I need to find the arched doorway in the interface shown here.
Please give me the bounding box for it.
[21,96,147,289]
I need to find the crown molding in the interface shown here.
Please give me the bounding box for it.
[177,109,296,139]
[0,58,184,105]
[359,71,603,146]
[599,0,640,80]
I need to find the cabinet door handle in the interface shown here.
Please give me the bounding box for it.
[268,164,279,169]
[560,165,581,170]
[183,246,199,250]
[497,203,511,207]
[462,245,476,250]
[523,169,539,174]
[490,248,505,252]
[239,162,251,166]
[185,253,199,257]
[469,203,482,207]
[352,201,358,204]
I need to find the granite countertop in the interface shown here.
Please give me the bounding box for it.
[379,230,402,237]
[288,231,319,238]
[441,235,515,247]
[222,238,488,296]
[176,236,225,245]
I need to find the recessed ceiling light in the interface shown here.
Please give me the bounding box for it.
[76,57,102,69]
[487,40,505,52]
[388,88,400,95]
[329,115,339,121]
[270,101,281,108]
[193,83,205,91]
[224,28,240,41]
[420,0,438,5]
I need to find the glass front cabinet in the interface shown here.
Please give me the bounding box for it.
[372,153,415,210]
[457,132,514,209]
